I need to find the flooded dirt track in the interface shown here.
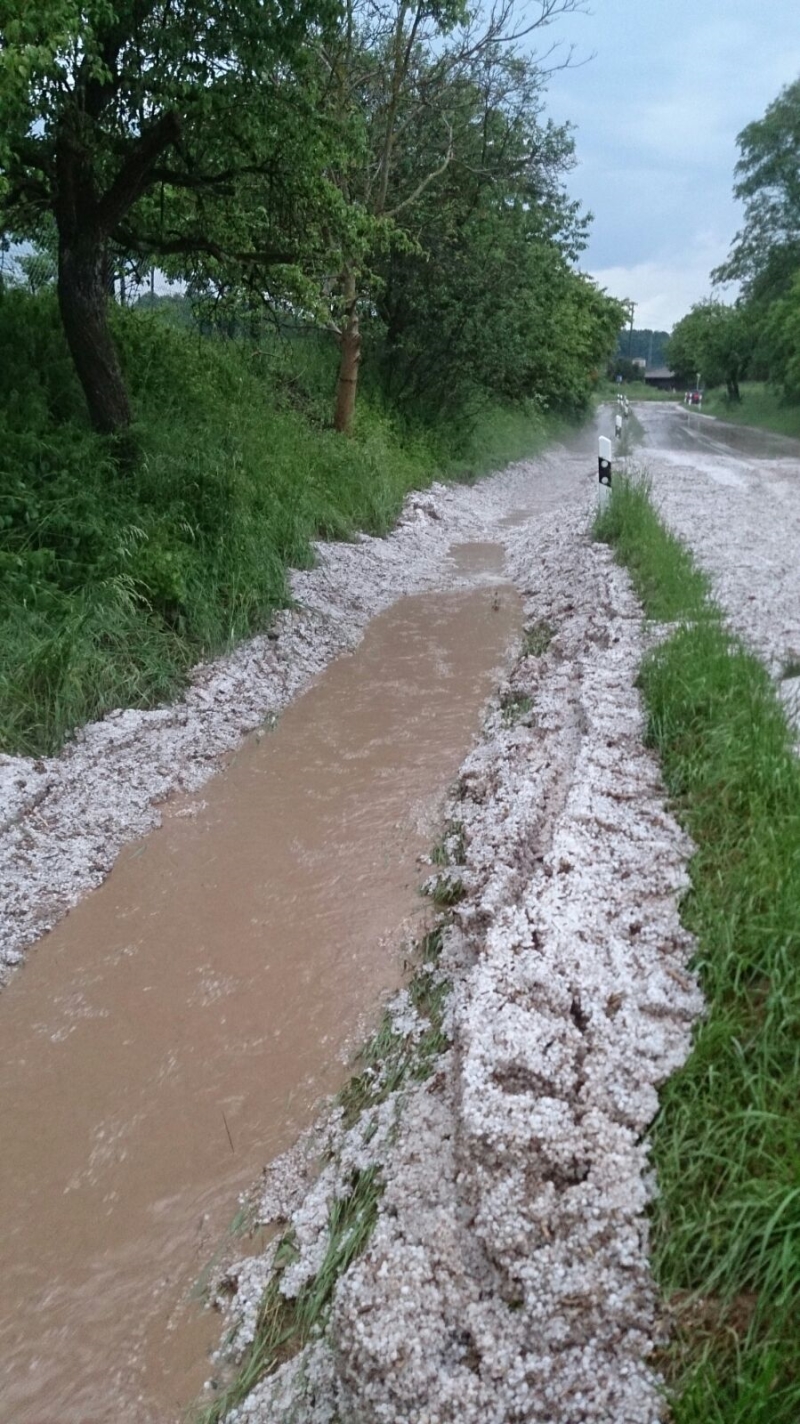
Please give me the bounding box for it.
[210,497,703,1424]
[0,577,520,1424]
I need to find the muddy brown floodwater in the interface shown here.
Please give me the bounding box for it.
[0,566,520,1424]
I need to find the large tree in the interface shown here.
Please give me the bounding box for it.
[0,0,338,435]
[373,45,620,420]
[713,76,800,306]
[668,300,751,402]
[316,0,587,432]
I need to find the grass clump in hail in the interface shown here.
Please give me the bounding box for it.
[595,474,800,1424]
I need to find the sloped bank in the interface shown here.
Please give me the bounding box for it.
[200,502,702,1423]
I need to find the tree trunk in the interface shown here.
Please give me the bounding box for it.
[334,269,361,434]
[58,233,133,435]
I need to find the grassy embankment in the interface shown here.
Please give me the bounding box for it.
[0,290,567,759]
[699,382,800,439]
[595,477,800,1424]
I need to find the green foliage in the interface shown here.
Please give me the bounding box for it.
[373,52,624,421]
[614,328,670,367]
[762,272,800,403]
[522,621,554,657]
[713,76,800,304]
[667,302,751,399]
[668,78,800,419]
[700,381,800,438]
[1,0,623,439]
[0,289,566,755]
[595,474,800,1424]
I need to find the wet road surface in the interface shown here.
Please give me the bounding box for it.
[634,399,800,462]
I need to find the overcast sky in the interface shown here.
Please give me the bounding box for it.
[540,0,800,331]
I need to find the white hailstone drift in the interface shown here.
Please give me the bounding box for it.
[213,499,703,1424]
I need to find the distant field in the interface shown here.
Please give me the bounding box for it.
[702,382,800,439]
[597,380,680,404]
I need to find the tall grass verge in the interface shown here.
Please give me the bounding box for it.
[700,382,800,440]
[1,291,570,756]
[594,475,800,1422]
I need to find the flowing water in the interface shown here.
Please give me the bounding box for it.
[0,561,520,1423]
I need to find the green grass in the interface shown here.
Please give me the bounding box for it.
[593,474,710,621]
[594,474,800,1423]
[700,382,800,440]
[499,690,534,725]
[0,290,570,756]
[200,1168,383,1424]
[597,380,682,404]
[522,620,554,657]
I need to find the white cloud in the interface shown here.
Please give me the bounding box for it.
[542,0,800,280]
[589,234,737,331]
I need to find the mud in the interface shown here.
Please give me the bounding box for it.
[448,540,507,575]
[0,584,520,1424]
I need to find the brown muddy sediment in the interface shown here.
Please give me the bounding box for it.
[0,580,520,1424]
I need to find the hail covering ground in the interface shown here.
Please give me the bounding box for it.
[0,456,571,981]
[214,495,701,1424]
[631,403,800,727]
[2,405,794,1421]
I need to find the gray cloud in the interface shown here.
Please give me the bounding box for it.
[541,0,800,327]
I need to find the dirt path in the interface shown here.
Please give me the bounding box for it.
[0,582,523,1422]
[0,439,592,1422]
[210,495,702,1424]
[0,444,591,985]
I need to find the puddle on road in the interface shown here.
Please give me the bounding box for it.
[448,541,506,576]
[498,507,535,530]
[0,575,520,1424]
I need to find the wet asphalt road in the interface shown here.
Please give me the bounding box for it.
[632,399,800,463]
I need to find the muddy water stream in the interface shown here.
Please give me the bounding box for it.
[0,564,520,1423]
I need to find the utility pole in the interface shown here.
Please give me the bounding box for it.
[627,301,636,360]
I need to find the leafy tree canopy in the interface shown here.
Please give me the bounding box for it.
[667,300,751,401]
[0,0,347,432]
[713,75,800,305]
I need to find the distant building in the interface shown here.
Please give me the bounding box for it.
[643,366,677,390]
[631,357,646,371]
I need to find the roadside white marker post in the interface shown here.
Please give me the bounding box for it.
[598,434,612,508]
[615,411,623,438]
